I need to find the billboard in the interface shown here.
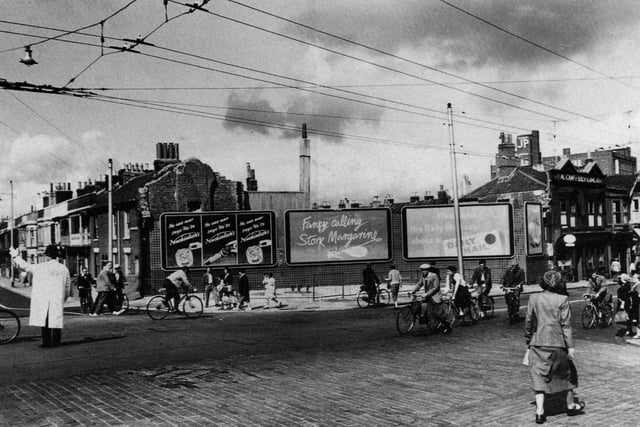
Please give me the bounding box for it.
[160,211,276,270]
[285,208,392,265]
[402,203,514,259]
[525,203,543,256]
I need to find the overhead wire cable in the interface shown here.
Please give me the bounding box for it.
[169,0,581,122]
[438,0,640,92]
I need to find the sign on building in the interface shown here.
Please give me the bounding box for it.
[160,211,277,270]
[284,208,392,265]
[402,203,514,259]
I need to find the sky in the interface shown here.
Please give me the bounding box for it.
[2,0,640,215]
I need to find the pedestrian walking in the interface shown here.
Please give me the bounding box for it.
[385,265,402,308]
[524,269,585,424]
[113,264,127,311]
[263,272,281,309]
[91,261,122,316]
[76,267,95,314]
[10,245,71,348]
[618,274,640,338]
[237,269,251,311]
[202,268,218,308]
[610,257,621,280]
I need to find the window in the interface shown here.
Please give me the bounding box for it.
[93,217,99,239]
[112,214,118,240]
[123,211,130,239]
[587,200,604,227]
[70,216,80,234]
[612,200,622,223]
[634,199,640,212]
[60,219,69,236]
[560,199,576,228]
[615,159,620,174]
[124,253,130,275]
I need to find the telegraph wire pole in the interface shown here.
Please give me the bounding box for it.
[108,159,113,264]
[447,103,464,277]
[9,180,14,287]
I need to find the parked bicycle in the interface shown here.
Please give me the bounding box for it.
[581,294,613,329]
[357,283,390,308]
[146,286,204,320]
[396,293,449,335]
[0,305,20,344]
[502,285,522,324]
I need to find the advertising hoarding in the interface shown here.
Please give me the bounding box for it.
[285,208,392,265]
[160,211,276,270]
[402,203,513,259]
[525,203,543,255]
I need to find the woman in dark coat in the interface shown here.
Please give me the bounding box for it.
[524,270,585,424]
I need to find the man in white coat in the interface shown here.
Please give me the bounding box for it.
[11,245,71,348]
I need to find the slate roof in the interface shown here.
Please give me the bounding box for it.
[93,172,155,210]
[461,167,547,201]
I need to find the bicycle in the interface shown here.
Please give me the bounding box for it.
[581,294,613,329]
[471,286,495,319]
[445,289,479,326]
[502,285,522,324]
[396,293,449,335]
[146,286,204,320]
[357,283,390,308]
[0,305,20,344]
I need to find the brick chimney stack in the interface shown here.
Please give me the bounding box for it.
[300,123,311,209]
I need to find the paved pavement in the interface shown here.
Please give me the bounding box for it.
[1,276,639,426]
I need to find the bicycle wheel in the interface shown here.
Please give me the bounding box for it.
[396,306,416,335]
[581,304,596,329]
[377,289,390,306]
[0,308,20,344]
[485,297,495,318]
[443,301,457,327]
[468,301,479,324]
[181,295,204,318]
[147,295,170,320]
[357,290,370,308]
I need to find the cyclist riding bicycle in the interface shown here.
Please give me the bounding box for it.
[411,262,452,334]
[470,260,492,316]
[164,267,191,312]
[361,263,381,303]
[585,270,610,313]
[502,262,524,324]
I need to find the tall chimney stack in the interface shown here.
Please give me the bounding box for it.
[299,123,311,209]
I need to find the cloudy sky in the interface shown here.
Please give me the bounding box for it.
[2,0,640,215]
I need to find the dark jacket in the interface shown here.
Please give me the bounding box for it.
[470,266,492,287]
[238,274,249,296]
[362,267,380,286]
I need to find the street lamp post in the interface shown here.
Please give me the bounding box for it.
[108,159,113,264]
[447,103,464,277]
[9,180,14,287]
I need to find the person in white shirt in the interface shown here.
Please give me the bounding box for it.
[385,265,402,308]
[165,267,191,312]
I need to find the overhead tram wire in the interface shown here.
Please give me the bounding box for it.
[0,27,539,137]
[0,23,609,137]
[0,0,140,54]
[438,0,640,92]
[219,0,599,121]
[0,27,619,149]
[168,0,584,122]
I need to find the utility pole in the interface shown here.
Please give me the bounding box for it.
[108,159,113,264]
[9,180,14,287]
[447,103,464,277]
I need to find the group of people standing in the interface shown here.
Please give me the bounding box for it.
[201,267,282,311]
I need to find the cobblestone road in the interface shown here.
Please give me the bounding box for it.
[1,277,639,426]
